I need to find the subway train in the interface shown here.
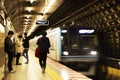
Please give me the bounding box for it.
[29,26,99,76]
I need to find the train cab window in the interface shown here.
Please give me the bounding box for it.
[69,27,98,51]
[69,28,79,50]
[61,27,98,56]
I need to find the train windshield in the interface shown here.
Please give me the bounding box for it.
[61,27,98,55]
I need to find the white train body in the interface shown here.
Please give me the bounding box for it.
[47,27,61,61]
[30,27,61,61]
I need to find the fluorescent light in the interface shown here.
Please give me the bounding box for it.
[61,30,67,33]
[27,16,29,19]
[118,62,120,66]
[29,0,34,4]
[43,0,55,14]
[28,9,31,12]
[26,19,29,22]
[79,29,94,34]
[63,51,69,56]
[90,51,97,55]
[37,0,56,20]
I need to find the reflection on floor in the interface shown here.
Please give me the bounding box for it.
[4,52,52,80]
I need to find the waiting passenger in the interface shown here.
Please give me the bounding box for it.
[15,35,23,65]
[22,33,30,64]
[37,31,50,73]
[4,31,16,73]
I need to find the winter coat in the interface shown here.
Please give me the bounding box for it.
[37,36,50,53]
[22,37,30,48]
[15,39,23,54]
[4,36,14,53]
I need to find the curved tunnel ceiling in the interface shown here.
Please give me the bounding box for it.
[4,0,95,37]
[4,0,64,35]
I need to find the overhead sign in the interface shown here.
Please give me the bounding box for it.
[36,20,49,26]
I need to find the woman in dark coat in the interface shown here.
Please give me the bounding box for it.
[37,31,50,73]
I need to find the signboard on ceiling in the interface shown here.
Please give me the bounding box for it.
[36,20,49,26]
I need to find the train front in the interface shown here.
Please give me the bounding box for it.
[61,26,99,76]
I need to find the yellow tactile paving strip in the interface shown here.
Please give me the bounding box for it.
[46,66,64,80]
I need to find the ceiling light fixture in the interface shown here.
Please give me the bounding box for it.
[26,19,29,22]
[38,0,55,20]
[43,0,55,14]
[29,0,34,4]
[26,16,29,19]
[28,9,31,12]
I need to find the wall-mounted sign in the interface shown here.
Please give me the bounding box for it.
[36,20,49,26]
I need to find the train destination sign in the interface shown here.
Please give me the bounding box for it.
[36,20,49,26]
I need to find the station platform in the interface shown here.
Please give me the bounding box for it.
[3,49,92,80]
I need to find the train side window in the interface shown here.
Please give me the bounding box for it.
[70,35,78,50]
[69,28,79,50]
[61,33,68,51]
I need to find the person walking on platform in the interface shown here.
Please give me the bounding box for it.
[37,31,50,73]
[15,35,23,65]
[4,31,16,73]
[22,33,30,64]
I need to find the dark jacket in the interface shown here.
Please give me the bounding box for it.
[23,37,30,48]
[4,36,14,53]
[37,36,50,53]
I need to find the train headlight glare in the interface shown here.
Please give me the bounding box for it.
[118,62,120,66]
[63,51,69,55]
[90,51,97,55]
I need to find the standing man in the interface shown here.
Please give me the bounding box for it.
[22,33,30,64]
[37,31,50,73]
[4,31,16,73]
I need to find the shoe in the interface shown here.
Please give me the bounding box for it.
[42,67,45,73]
[25,62,28,64]
[16,63,22,65]
[9,70,16,73]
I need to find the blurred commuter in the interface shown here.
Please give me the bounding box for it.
[4,31,16,73]
[22,33,30,64]
[37,31,50,73]
[15,35,23,65]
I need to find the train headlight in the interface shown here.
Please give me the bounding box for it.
[63,51,69,55]
[90,51,97,55]
[118,62,120,66]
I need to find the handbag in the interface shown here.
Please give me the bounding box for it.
[35,47,40,58]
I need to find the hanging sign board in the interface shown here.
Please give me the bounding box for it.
[36,20,49,26]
